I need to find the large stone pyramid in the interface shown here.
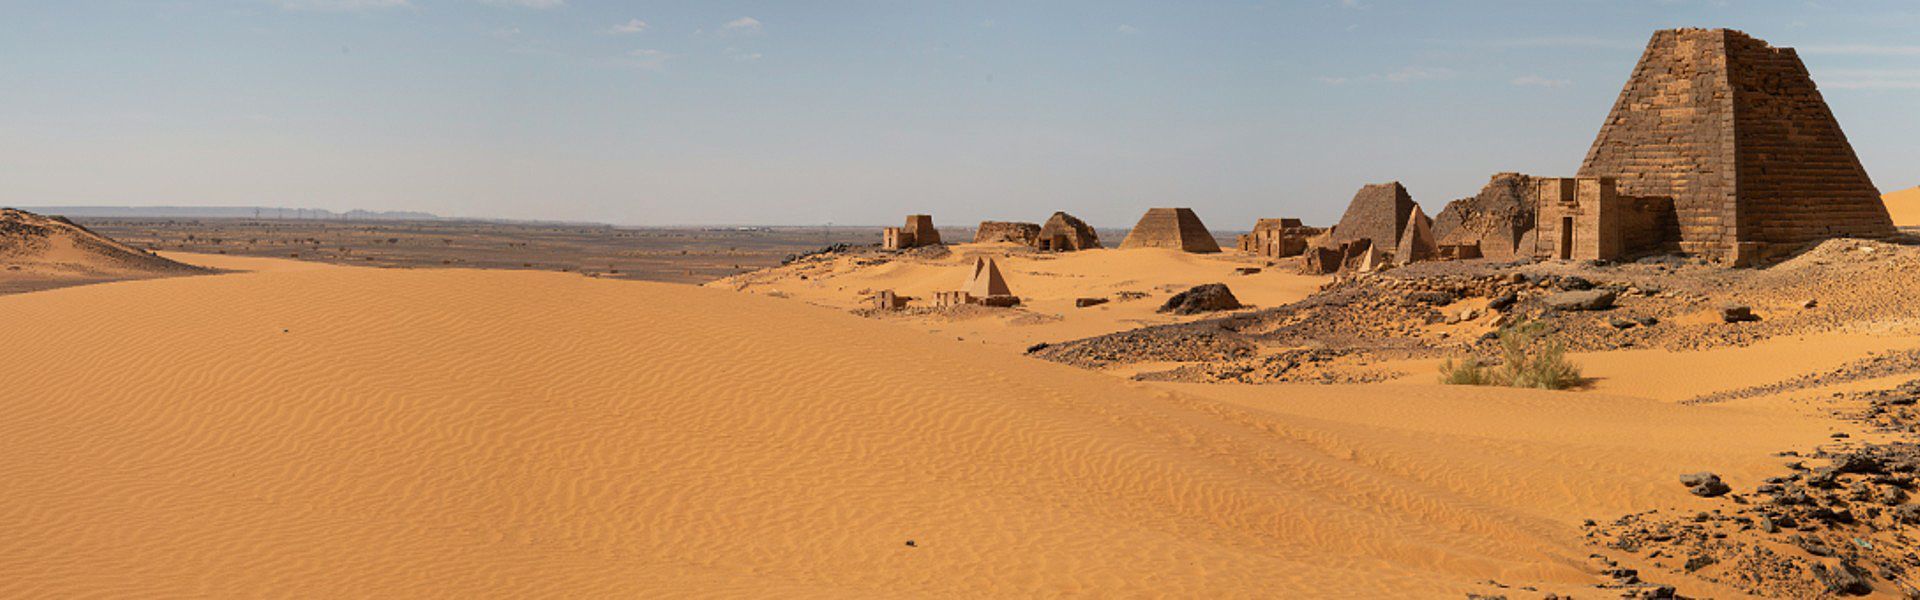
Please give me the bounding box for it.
[1579,28,1893,264]
[1119,208,1221,253]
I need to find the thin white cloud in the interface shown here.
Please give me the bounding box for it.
[725,47,763,63]
[610,19,648,34]
[1339,0,1369,9]
[1316,66,1456,85]
[1511,75,1571,88]
[1384,66,1455,83]
[279,0,410,11]
[481,0,565,8]
[1116,24,1139,35]
[1464,36,1641,50]
[626,49,671,70]
[1800,44,1920,56]
[721,17,763,35]
[1823,68,1920,90]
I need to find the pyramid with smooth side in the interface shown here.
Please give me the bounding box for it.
[1578,28,1893,262]
[1396,204,1437,265]
[962,257,1012,297]
[1119,208,1220,253]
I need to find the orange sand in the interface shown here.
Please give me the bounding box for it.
[1885,186,1920,227]
[712,244,1326,351]
[0,253,1866,597]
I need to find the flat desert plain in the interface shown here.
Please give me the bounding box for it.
[3,249,1910,598]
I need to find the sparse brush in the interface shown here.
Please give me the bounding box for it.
[1440,320,1583,390]
[1437,357,1494,385]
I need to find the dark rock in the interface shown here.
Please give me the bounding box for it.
[1680,472,1731,497]
[1486,292,1517,312]
[1158,284,1243,315]
[1559,276,1595,291]
[1544,289,1615,311]
[1813,562,1871,596]
[1608,316,1638,329]
[1025,342,1051,354]
[1634,315,1660,326]
[1722,304,1760,323]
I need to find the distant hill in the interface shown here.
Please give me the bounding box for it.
[1884,187,1920,228]
[17,206,443,221]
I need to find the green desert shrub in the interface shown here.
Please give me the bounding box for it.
[1439,321,1583,390]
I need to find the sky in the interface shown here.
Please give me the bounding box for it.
[1,1,1917,228]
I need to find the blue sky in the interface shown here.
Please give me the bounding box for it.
[2,1,1916,227]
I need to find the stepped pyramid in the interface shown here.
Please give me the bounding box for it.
[1119,208,1220,253]
[1578,28,1893,264]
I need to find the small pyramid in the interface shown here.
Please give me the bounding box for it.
[1395,204,1437,265]
[962,257,1012,297]
[1118,208,1221,253]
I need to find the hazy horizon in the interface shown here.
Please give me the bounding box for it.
[3,1,1917,229]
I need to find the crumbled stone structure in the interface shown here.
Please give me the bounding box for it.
[1235,218,1322,259]
[1433,173,1538,261]
[972,221,1041,245]
[1578,28,1893,265]
[1034,211,1101,252]
[1119,208,1221,253]
[883,215,944,250]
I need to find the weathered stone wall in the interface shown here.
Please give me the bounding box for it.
[1578,28,1892,264]
[1579,29,1738,258]
[972,221,1041,245]
[1238,218,1319,258]
[904,215,941,246]
[1119,208,1221,253]
[1723,31,1894,260]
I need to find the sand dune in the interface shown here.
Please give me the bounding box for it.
[0,254,1847,597]
[0,208,206,294]
[1885,186,1920,227]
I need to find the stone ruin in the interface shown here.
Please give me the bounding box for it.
[1235,218,1323,259]
[1578,28,1893,265]
[973,221,1041,245]
[1119,208,1221,253]
[1417,28,1892,267]
[1034,211,1101,252]
[882,214,942,250]
[936,257,1021,307]
[1432,173,1537,261]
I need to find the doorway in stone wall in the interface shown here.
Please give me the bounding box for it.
[1558,217,1575,259]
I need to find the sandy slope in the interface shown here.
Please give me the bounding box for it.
[713,244,1326,351]
[1885,186,1920,227]
[0,208,205,294]
[0,254,1849,597]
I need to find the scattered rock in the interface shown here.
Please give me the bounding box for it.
[1722,304,1760,323]
[1679,472,1731,497]
[1075,297,1109,308]
[1609,316,1638,329]
[1545,289,1616,311]
[1486,291,1517,312]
